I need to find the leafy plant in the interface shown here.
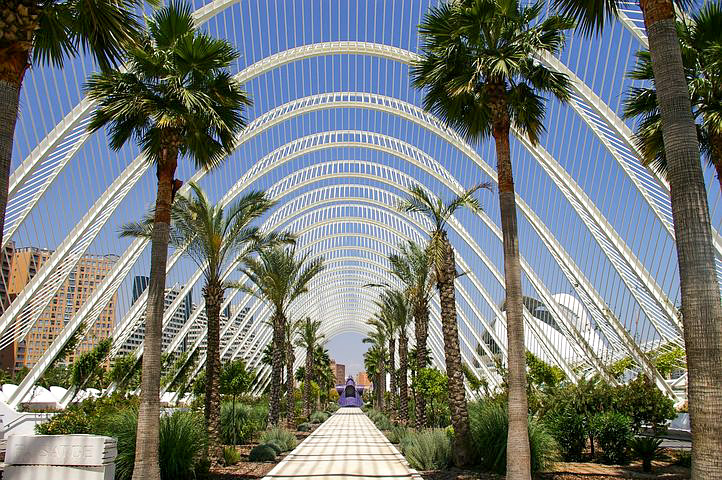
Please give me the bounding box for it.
[265,441,284,455]
[400,429,452,471]
[220,401,268,445]
[259,427,297,451]
[386,425,409,444]
[469,400,559,474]
[222,446,241,466]
[614,375,676,435]
[630,436,663,472]
[310,411,329,424]
[414,367,449,427]
[297,422,311,432]
[592,412,632,465]
[103,409,208,480]
[543,401,587,461]
[35,395,138,435]
[674,450,692,468]
[249,444,277,462]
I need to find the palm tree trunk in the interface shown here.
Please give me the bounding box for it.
[286,340,295,426]
[304,347,312,417]
[437,232,471,467]
[398,331,409,424]
[203,282,223,464]
[269,313,285,425]
[640,1,722,477]
[0,46,30,253]
[388,337,396,417]
[493,116,531,480]
[413,304,429,428]
[132,149,178,480]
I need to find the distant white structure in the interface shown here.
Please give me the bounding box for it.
[486,293,609,368]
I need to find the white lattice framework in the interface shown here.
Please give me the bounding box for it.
[2,0,704,408]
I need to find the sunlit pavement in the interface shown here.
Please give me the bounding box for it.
[262,407,422,479]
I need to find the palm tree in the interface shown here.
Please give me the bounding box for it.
[624,4,722,191]
[121,181,281,463]
[386,289,412,423]
[284,319,300,425]
[295,317,325,418]
[367,297,399,417]
[553,0,722,475]
[388,241,435,428]
[238,246,325,425]
[363,337,387,410]
[412,0,572,472]
[0,0,151,253]
[87,4,250,477]
[398,184,489,466]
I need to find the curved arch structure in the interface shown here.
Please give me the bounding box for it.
[3,0,703,408]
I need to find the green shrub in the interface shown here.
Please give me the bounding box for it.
[297,422,311,432]
[400,429,452,471]
[249,444,277,462]
[614,376,676,435]
[544,402,587,461]
[220,401,268,445]
[630,436,663,472]
[35,395,138,435]
[310,411,329,424]
[386,425,409,444]
[259,427,297,451]
[223,446,241,466]
[265,440,284,455]
[366,409,392,430]
[103,409,207,480]
[469,401,559,474]
[592,412,632,464]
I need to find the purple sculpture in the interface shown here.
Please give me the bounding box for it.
[336,377,364,407]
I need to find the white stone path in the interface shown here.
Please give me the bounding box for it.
[262,407,423,479]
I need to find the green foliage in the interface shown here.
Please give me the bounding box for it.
[462,362,488,396]
[35,395,138,435]
[469,400,559,474]
[259,427,297,451]
[649,345,686,378]
[220,401,268,445]
[630,436,663,472]
[265,441,284,455]
[544,401,587,461]
[526,352,565,391]
[108,354,141,392]
[222,446,241,466]
[71,338,111,389]
[615,375,676,435]
[38,365,71,389]
[609,357,635,380]
[386,425,410,444]
[399,429,452,471]
[309,411,330,424]
[414,367,449,427]
[297,422,311,432]
[591,412,632,465]
[249,444,278,462]
[103,409,208,480]
[366,409,392,430]
[220,359,255,398]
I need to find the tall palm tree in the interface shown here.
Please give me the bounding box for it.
[363,337,387,410]
[87,4,249,478]
[398,184,489,466]
[284,318,299,425]
[367,296,399,417]
[295,317,325,417]
[554,0,722,475]
[386,289,412,424]
[388,240,435,428]
[0,0,152,253]
[412,0,571,473]
[624,4,722,191]
[238,246,325,425]
[121,181,282,463]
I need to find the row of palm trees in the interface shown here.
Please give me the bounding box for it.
[411,1,722,478]
[364,184,485,465]
[1,0,721,478]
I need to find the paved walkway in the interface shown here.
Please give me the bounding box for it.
[263,407,422,479]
